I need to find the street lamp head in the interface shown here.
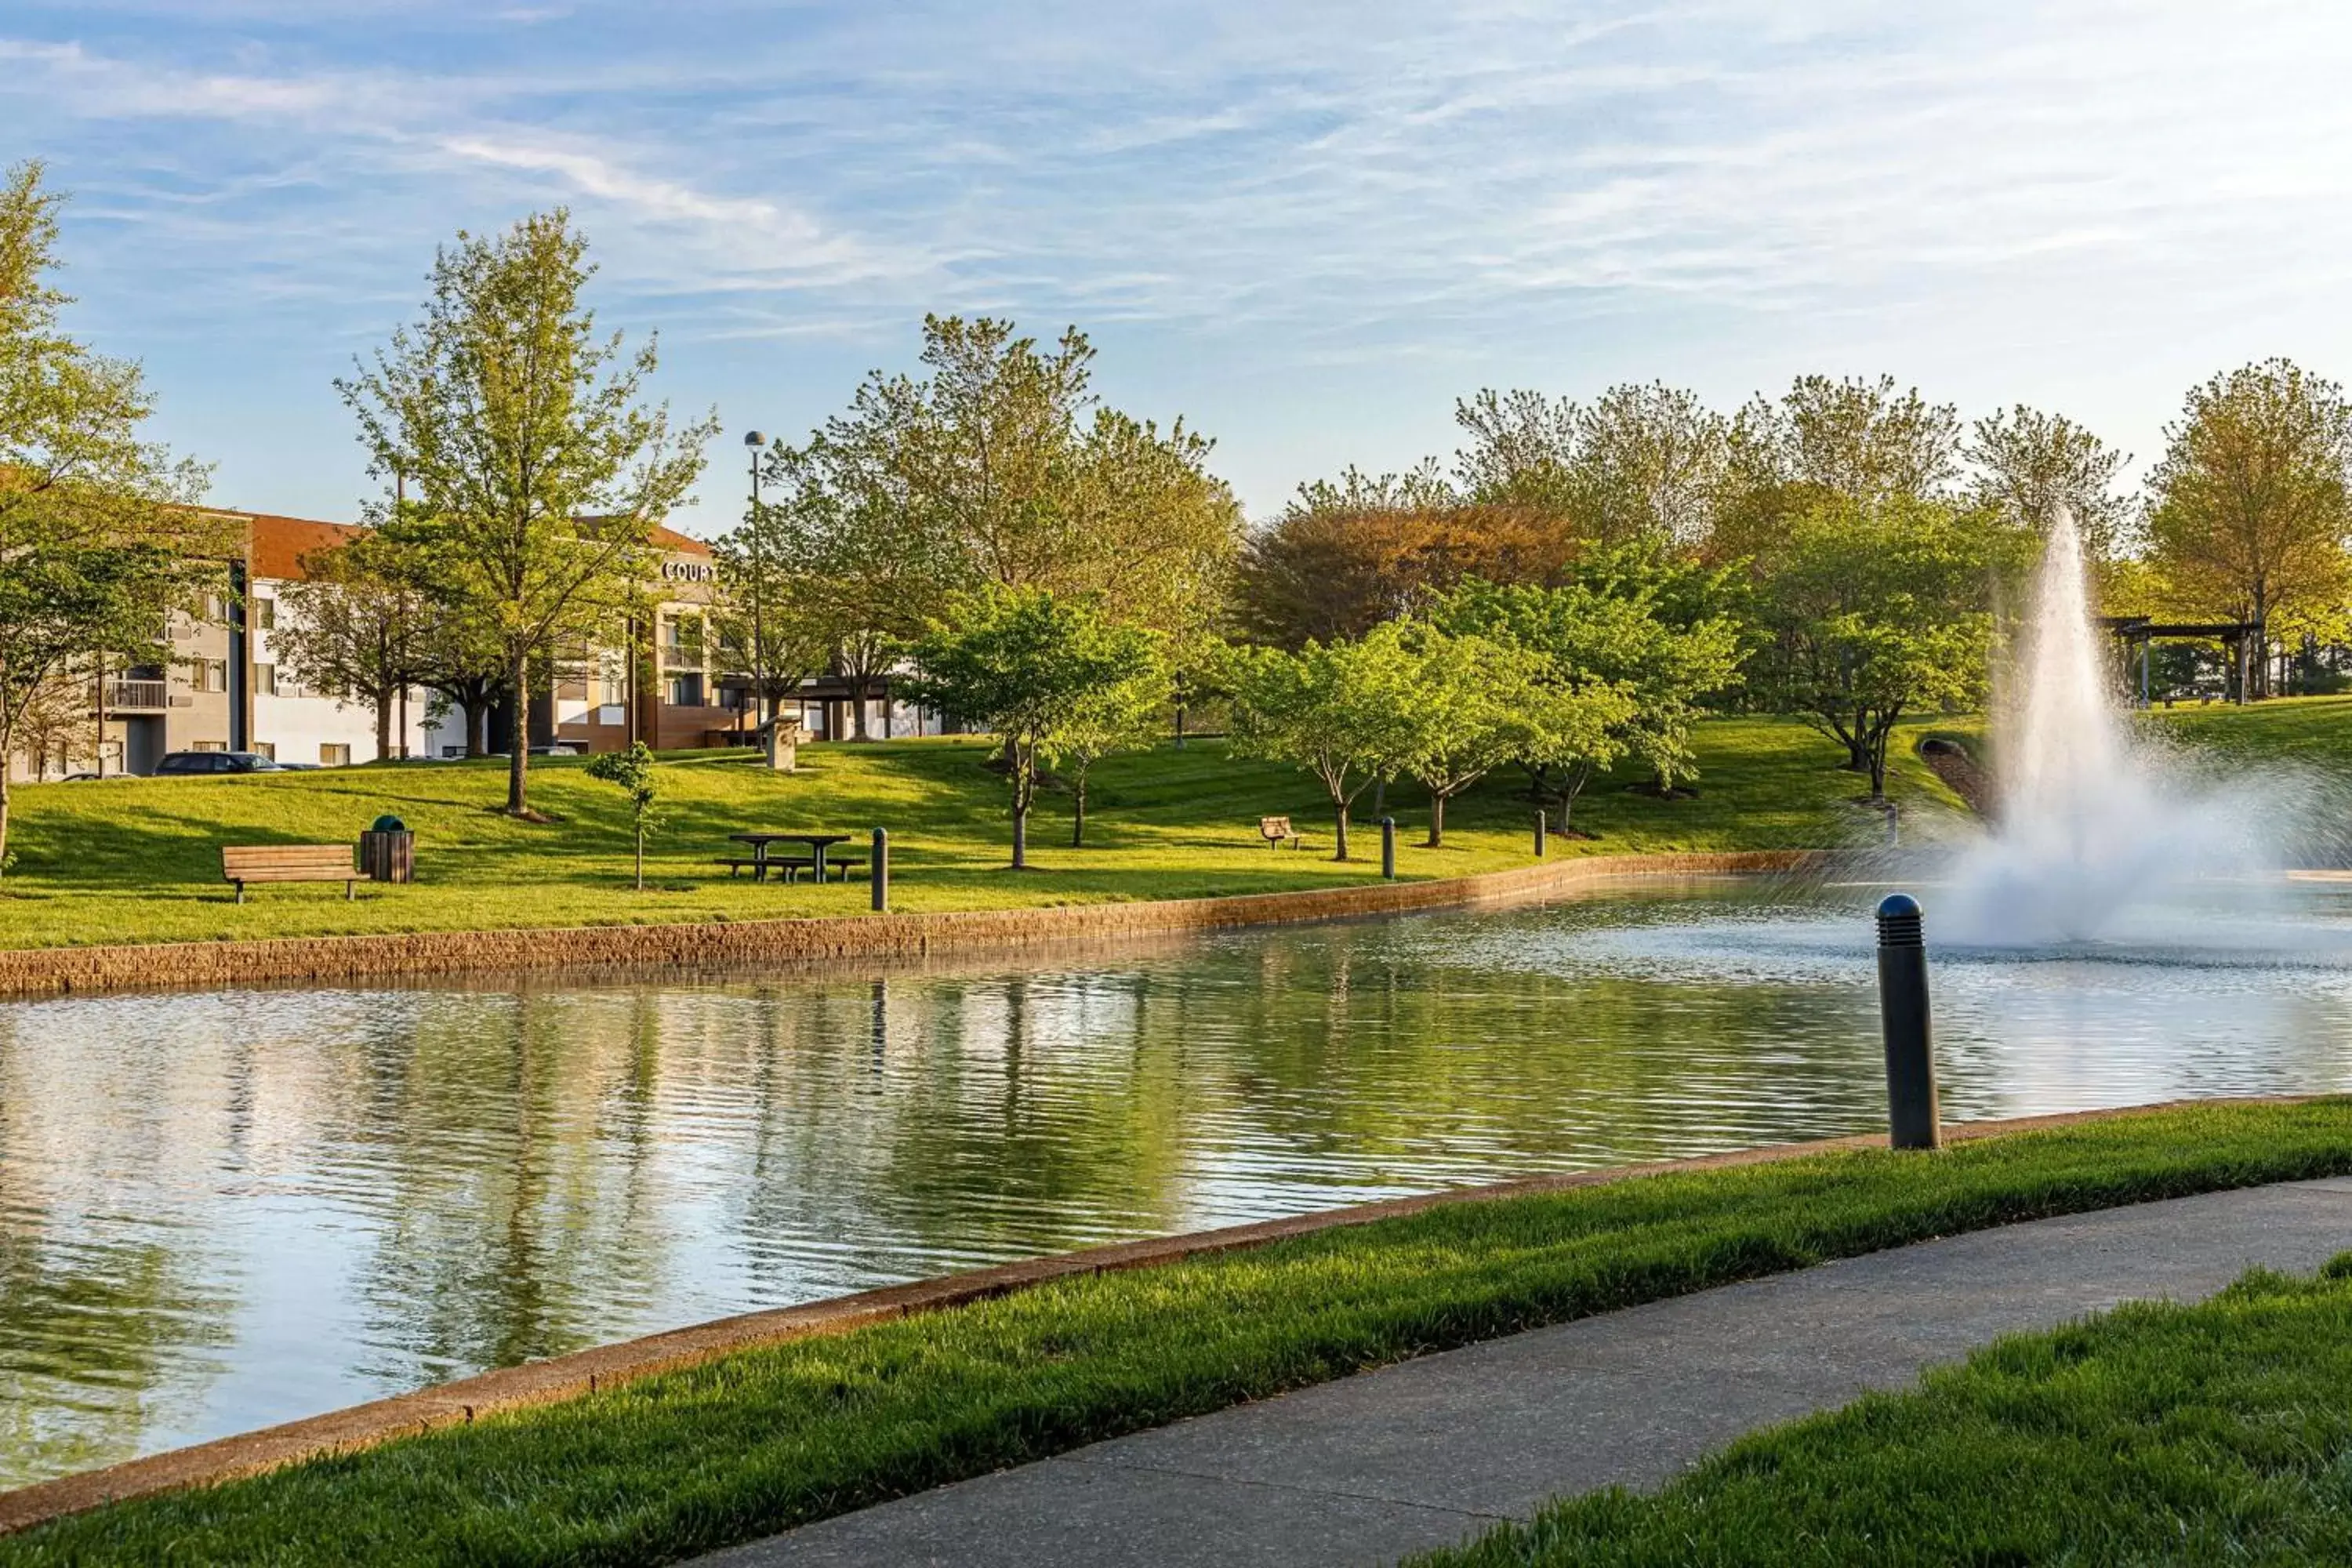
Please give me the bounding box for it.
[743,430,768,448]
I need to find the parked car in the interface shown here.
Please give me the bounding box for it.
[153,751,284,776]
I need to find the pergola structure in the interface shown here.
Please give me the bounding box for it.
[2099,615,2262,706]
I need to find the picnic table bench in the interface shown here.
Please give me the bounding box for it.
[222,844,359,903]
[1259,815,1306,849]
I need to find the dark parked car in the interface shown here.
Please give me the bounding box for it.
[153,751,284,776]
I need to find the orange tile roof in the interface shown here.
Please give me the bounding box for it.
[245,513,367,582]
[238,510,706,580]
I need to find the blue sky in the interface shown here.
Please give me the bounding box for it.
[6,1,2352,533]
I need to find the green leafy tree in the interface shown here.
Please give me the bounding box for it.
[1455,383,1730,549]
[1754,495,2024,798]
[812,315,1240,649]
[270,533,434,761]
[338,209,716,815]
[584,741,660,891]
[1226,626,1424,861]
[1436,548,1744,821]
[2143,359,2352,695]
[1715,375,1961,568]
[1057,653,1169,848]
[902,586,1160,869]
[760,437,953,739]
[1965,405,2133,561]
[0,161,217,876]
[1396,625,1549,847]
[710,485,832,760]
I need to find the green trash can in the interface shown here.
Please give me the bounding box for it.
[359,816,415,884]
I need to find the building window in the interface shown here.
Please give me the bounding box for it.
[666,673,704,708]
[442,744,466,759]
[191,739,227,753]
[252,742,275,761]
[320,744,351,767]
[252,597,276,630]
[198,659,229,693]
[253,662,278,695]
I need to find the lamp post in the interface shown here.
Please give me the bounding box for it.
[743,430,768,756]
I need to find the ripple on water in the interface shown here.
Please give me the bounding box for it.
[6,880,2352,1486]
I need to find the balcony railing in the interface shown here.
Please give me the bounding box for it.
[660,644,706,670]
[96,678,169,711]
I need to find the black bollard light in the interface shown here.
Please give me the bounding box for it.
[1534,810,1548,858]
[1875,892,1940,1150]
[870,826,890,913]
[1380,816,1397,880]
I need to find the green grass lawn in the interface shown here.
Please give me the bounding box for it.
[0,717,1957,950]
[9,1100,2352,1566]
[1417,1254,2352,1567]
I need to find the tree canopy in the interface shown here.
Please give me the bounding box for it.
[902,586,1162,869]
[339,209,714,813]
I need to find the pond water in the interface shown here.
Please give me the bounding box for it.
[7,873,2352,1488]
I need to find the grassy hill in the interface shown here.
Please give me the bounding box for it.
[0,717,1958,951]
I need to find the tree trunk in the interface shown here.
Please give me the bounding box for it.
[1011,802,1028,869]
[633,826,644,891]
[1558,760,1592,833]
[1371,775,1386,819]
[851,680,872,740]
[1333,801,1351,862]
[375,690,394,764]
[507,652,531,814]
[1072,772,1087,847]
[467,700,488,757]
[1425,791,1446,848]
[1174,703,1186,749]
[1867,731,1890,800]
[0,771,12,882]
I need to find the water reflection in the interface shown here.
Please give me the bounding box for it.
[4,877,2351,1486]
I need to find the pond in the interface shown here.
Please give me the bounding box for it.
[6,873,2352,1489]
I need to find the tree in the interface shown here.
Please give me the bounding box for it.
[0,161,217,877]
[1055,652,1167,848]
[1436,547,1744,818]
[817,315,1240,646]
[2143,360,2352,696]
[1753,495,2024,798]
[1226,625,1424,861]
[710,480,832,760]
[1714,376,1961,568]
[1965,405,2133,560]
[763,436,953,739]
[339,209,715,815]
[1396,626,1548,847]
[10,669,91,780]
[584,741,659,891]
[270,533,432,761]
[902,586,1160,869]
[1455,383,1730,548]
[1236,479,1576,648]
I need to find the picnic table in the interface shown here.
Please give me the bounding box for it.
[727,831,855,883]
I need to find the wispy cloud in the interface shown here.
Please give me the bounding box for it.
[5,0,2352,521]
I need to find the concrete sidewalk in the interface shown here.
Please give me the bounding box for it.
[702,1178,2352,1568]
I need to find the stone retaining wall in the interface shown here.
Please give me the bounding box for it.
[0,849,1815,999]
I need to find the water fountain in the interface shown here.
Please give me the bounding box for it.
[1940,508,2301,949]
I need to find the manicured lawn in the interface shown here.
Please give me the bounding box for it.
[9,1100,2352,1566]
[0,717,1956,950]
[1417,1252,2352,1566]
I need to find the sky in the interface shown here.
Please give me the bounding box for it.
[6,1,2352,535]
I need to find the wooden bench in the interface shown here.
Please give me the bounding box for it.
[1259,815,1306,849]
[222,844,360,903]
